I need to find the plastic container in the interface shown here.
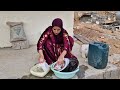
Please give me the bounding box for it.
[30,62,50,77]
[88,42,109,69]
[50,62,79,79]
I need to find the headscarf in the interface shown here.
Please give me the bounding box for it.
[52,18,63,29]
[38,18,68,45]
[52,18,65,44]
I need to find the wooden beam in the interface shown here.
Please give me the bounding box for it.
[74,34,91,44]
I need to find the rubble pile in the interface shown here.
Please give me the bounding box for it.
[74,11,120,55]
[77,11,120,31]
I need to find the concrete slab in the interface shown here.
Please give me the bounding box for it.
[0,45,38,79]
[0,41,120,79]
[52,74,78,79]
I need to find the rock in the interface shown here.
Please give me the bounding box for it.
[52,74,78,79]
[6,22,23,27]
[116,11,120,20]
[81,44,89,58]
[6,22,27,42]
[114,44,120,48]
[96,21,100,24]
[103,70,111,79]
[109,54,120,65]
[11,40,30,50]
[110,70,119,79]
[96,74,103,79]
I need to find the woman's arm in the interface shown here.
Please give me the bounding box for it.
[57,32,70,65]
[37,33,49,51]
[38,50,45,63]
[57,50,67,65]
[37,26,51,52]
[37,27,51,63]
[37,32,49,63]
[63,32,71,52]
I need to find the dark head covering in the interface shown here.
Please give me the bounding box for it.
[52,18,63,29]
[52,18,65,44]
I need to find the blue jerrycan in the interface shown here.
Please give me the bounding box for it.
[88,42,109,69]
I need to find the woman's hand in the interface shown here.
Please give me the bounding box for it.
[38,55,45,63]
[57,50,67,65]
[57,56,64,65]
[38,50,45,63]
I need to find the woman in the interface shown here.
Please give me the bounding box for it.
[37,18,79,72]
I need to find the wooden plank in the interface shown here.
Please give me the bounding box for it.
[74,34,91,44]
[84,26,104,33]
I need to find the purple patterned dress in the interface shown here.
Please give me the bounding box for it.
[37,18,78,65]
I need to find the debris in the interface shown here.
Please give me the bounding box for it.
[74,11,120,54]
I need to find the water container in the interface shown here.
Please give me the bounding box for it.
[88,42,109,69]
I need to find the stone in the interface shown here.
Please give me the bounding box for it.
[11,40,29,50]
[110,70,119,79]
[6,22,23,27]
[103,71,111,79]
[96,73,103,79]
[81,44,89,58]
[85,75,97,79]
[109,54,120,65]
[52,74,78,79]
[114,44,120,48]
[6,22,27,42]
[117,68,120,79]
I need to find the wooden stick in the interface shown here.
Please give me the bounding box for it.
[74,34,91,44]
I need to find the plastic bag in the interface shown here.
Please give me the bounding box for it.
[38,62,50,71]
